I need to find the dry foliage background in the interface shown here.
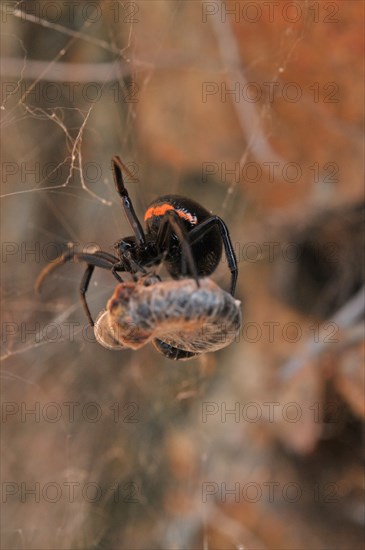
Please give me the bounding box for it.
[1,1,364,549]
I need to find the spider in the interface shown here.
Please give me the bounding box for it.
[36,156,238,326]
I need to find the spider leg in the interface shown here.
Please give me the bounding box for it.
[36,249,123,326]
[35,250,119,293]
[152,339,200,361]
[156,211,199,286]
[80,256,127,326]
[189,216,238,295]
[80,265,95,325]
[93,250,121,263]
[111,266,124,283]
[111,255,148,281]
[112,156,146,245]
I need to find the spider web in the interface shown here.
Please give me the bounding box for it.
[1,2,342,549]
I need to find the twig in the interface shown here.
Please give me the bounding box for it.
[280,286,365,381]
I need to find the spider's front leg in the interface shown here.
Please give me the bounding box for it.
[36,249,121,326]
[113,238,148,280]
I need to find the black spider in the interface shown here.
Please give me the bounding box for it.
[36,156,238,326]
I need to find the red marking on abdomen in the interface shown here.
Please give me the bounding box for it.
[144,204,197,225]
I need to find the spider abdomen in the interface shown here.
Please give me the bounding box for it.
[144,195,223,278]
